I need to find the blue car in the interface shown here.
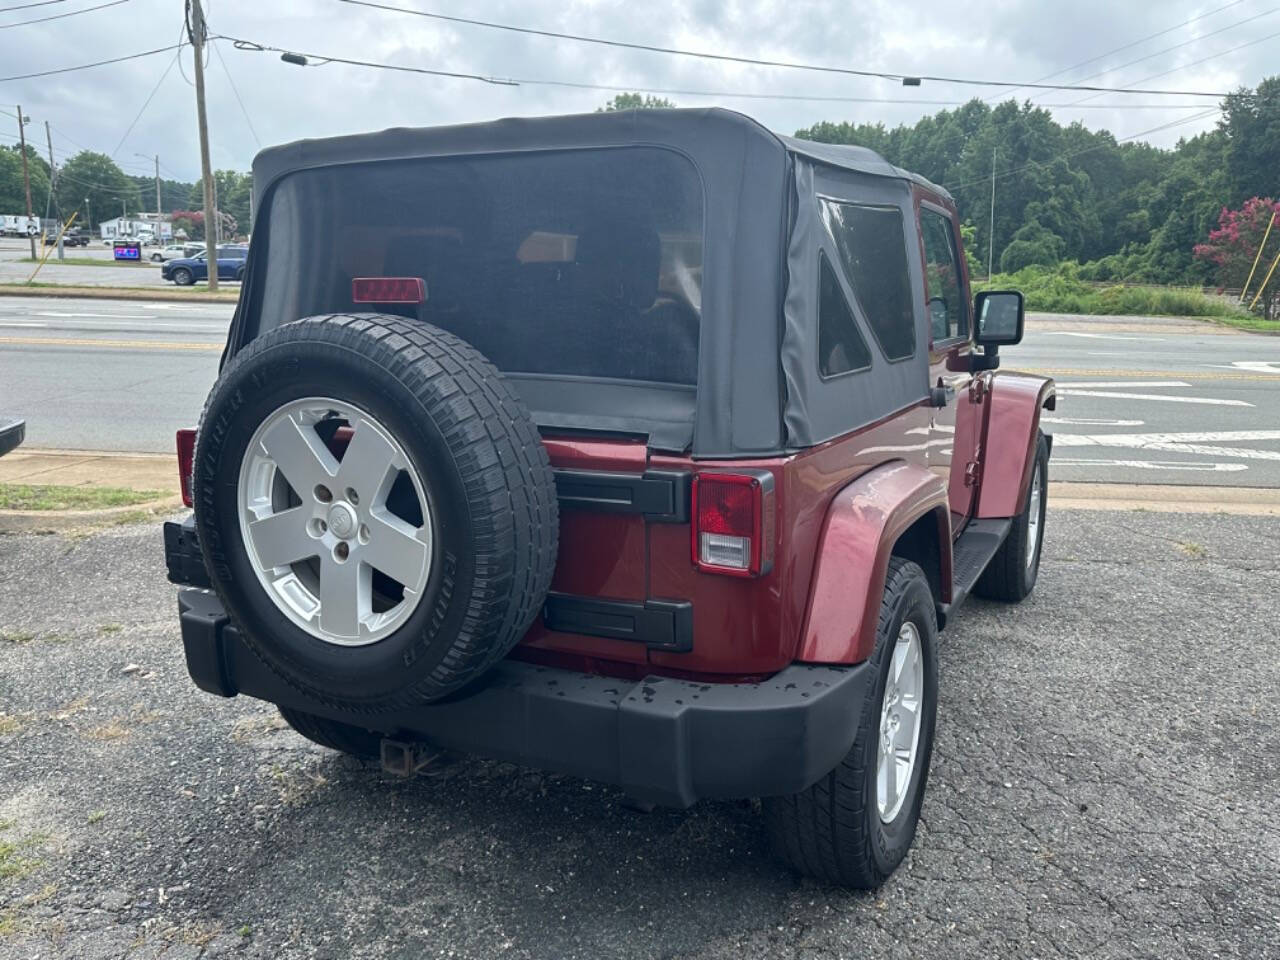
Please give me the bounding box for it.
[161,245,249,285]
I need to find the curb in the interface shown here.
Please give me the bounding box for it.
[0,284,238,305]
[0,495,183,534]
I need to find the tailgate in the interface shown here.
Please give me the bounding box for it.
[520,436,690,667]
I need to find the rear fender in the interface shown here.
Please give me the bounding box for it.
[976,374,1055,519]
[797,461,952,665]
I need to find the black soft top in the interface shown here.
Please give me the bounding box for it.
[234,109,949,457]
[250,108,948,208]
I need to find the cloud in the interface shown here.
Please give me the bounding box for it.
[4,0,1271,182]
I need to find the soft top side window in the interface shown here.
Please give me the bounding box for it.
[919,207,969,343]
[817,252,872,378]
[818,198,916,363]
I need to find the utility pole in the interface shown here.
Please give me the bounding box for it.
[190,0,219,290]
[154,154,162,215]
[44,121,63,261]
[16,106,36,260]
[987,148,997,281]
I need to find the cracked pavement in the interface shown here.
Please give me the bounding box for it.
[0,509,1277,958]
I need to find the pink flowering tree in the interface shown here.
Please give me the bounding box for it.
[1193,197,1280,315]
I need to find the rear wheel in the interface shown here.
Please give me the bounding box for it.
[171,266,193,286]
[278,706,381,759]
[764,558,939,888]
[975,430,1048,602]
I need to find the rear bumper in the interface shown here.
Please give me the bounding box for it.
[177,588,872,808]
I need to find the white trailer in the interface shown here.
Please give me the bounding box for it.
[0,215,41,237]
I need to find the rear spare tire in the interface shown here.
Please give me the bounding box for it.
[192,313,558,711]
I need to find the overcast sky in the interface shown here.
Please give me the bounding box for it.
[3,0,1274,186]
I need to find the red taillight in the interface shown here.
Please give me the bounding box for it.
[176,428,196,507]
[351,276,426,304]
[691,471,775,577]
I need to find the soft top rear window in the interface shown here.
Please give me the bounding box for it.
[257,147,704,385]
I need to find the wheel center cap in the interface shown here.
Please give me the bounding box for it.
[328,502,357,540]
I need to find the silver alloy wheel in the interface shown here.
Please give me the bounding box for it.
[237,397,433,647]
[1026,460,1043,571]
[877,620,924,823]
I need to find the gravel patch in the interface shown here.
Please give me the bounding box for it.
[0,510,1276,958]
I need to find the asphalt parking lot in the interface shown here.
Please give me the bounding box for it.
[1,507,1276,959]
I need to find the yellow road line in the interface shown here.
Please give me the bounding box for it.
[0,335,221,352]
[1017,367,1278,382]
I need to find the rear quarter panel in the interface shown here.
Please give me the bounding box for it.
[796,460,951,665]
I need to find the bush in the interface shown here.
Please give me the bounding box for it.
[974,263,1248,318]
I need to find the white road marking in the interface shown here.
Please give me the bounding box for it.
[1043,331,1166,341]
[1058,389,1252,407]
[0,320,49,328]
[1053,458,1248,472]
[34,311,153,320]
[1053,430,1280,462]
[1042,417,1145,427]
[1227,361,1280,374]
[1055,380,1189,389]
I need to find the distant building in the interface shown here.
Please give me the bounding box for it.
[99,214,173,241]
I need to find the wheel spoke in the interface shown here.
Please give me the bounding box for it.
[260,414,338,492]
[364,511,430,589]
[891,640,909,685]
[336,418,401,504]
[879,752,899,816]
[247,507,315,570]
[318,552,369,640]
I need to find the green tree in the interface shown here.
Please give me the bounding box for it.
[0,145,51,219]
[1221,77,1280,205]
[54,151,140,227]
[598,93,676,111]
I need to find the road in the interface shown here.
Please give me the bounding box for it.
[0,295,1278,485]
[1,509,1276,958]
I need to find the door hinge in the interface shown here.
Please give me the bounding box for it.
[964,461,980,487]
[969,376,987,403]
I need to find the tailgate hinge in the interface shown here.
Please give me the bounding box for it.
[969,376,988,403]
[964,461,980,487]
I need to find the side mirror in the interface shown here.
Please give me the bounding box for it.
[975,290,1025,346]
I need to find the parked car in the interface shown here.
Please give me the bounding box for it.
[150,244,189,263]
[160,244,249,284]
[0,417,23,458]
[163,108,1052,889]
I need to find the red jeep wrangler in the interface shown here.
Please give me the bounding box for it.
[165,108,1053,888]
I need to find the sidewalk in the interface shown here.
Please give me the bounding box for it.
[0,448,179,495]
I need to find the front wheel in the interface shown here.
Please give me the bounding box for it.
[974,430,1049,602]
[171,267,194,286]
[764,557,939,888]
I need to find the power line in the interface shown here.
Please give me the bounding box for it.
[0,43,181,82]
[987,0,1249,102]
[223,34,1257,109]
[335,0,1234,97]
[1065,26,1280,106]
[225,37,518,85]
[111,47,182,157]
[0,0,68,11]
[0,0,130,29]
[212,38,261,148]
[944,108,1221,192]
[1031,5,1278,103]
